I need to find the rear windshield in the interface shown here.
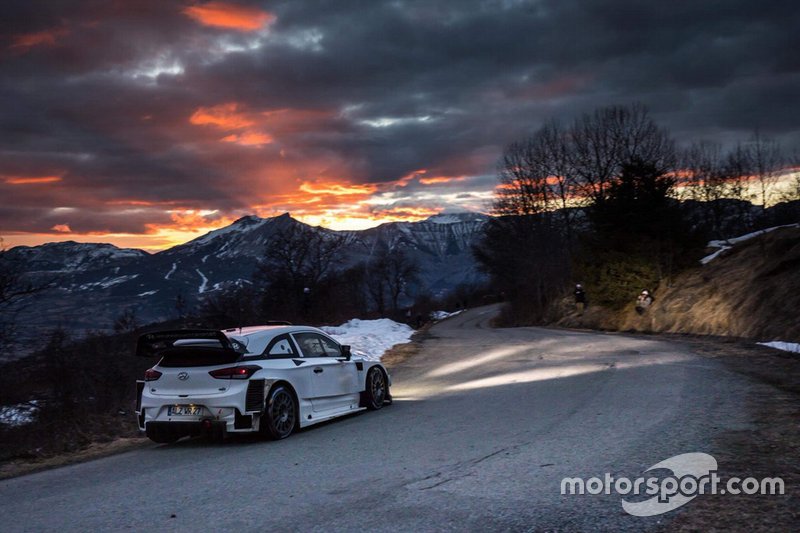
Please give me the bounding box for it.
[158,347,242,368]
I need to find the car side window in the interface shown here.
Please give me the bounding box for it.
[264,334,298,359]
[293,333,341,357]
[318,335,342,357]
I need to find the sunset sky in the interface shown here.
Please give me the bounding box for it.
[2,1,799,250]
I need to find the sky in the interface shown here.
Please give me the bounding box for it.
[1,0,799,250]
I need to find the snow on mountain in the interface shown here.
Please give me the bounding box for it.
[5,212,489,351]
[6,241,147,272]
[425,212,488,225]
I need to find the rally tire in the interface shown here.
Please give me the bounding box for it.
[364,367,387,410]
[261,385,297,440]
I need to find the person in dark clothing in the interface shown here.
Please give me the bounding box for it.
[574,283,587,315]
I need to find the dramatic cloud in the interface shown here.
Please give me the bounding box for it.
[183,1,276,32]
[1,0,798,249]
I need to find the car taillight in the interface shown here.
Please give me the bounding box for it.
[144,368,162,381]
[208,365,260,380]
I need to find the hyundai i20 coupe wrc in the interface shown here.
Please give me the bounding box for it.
[135,325,391,443]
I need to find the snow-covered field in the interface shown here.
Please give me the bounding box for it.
[322,319,414,361]
[701,223,800,264]
[757,341,800,354]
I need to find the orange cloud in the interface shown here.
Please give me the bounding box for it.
[11,28,69,50]
[4,175,63,185]
[419,175,467,185]
[51,224,71,233]
[164,210,236,232]
[183,2,276,32]
[221,131,274,146]
[190,103,255,129]
[299,181,378,196]
[105,199,179,207]
[367,206,442,221]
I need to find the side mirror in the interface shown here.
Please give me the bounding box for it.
[341,345,352,361]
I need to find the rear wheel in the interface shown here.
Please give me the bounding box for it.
[364,368,387,410]
[261,385,297,440]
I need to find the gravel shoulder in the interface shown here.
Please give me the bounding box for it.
[656,336,800,530]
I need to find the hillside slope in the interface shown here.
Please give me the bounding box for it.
[3,213,487,353]
[560,225,800,342]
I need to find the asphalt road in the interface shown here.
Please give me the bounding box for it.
[0,305,762,531]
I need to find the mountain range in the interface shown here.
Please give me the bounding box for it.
[5,212,489,351]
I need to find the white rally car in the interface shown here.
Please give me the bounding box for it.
[135,326,391,443]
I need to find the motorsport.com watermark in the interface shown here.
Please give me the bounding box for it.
[561,453,785,517]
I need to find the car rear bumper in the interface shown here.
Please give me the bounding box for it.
[138,382,263,433]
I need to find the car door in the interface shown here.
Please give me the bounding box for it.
[292,332,358,412]
[260,334,314,402]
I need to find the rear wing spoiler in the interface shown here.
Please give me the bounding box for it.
[136,329,234,357]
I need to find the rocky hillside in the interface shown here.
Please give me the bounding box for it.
[559,224,800,343]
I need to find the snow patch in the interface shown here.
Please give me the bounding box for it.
[701,224,800,264]
[196,269,209,293]
[322,319,414,361]
[757,341,800,354]
[428,214,463,224]
[79,274,139,290]
[430,309,463,321]
[0,401,39,427]
[137,290,158,297]
[190,216,268,247]
[164,262,177,280]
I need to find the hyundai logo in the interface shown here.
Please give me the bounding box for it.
[177,372,189,381]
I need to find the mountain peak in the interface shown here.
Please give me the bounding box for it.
[232,214,265,226]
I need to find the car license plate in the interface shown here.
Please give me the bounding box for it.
[168,405,203,416]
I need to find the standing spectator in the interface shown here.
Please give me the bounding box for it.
[635,289,654,315]
[574,284,587,315]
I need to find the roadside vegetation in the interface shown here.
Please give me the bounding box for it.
[474,103,800,328]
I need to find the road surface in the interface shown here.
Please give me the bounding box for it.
[0,306,763,531]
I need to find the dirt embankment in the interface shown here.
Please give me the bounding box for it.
[560,226,800,342]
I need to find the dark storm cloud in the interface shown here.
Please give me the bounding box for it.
[1,0,798,237]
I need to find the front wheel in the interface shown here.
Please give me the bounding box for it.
[261,385,297,440]
[364,368,387,410]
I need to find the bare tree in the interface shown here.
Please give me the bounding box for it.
[383,248,420,314]
[745,132,784,209]
[257,224,344,290]
[495,120,582,246]
[682,141,729,237]
[364,258,388,315]
[365,247,420,315]
[724,143,758,230]
[569,104,675,205]
[495,104,676,242]
[781,152,800,202]
[255,222,346,321]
